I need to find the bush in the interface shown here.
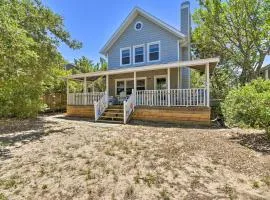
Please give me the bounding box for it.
[222,79,270,137]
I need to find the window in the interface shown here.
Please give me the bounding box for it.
[133,45,144,64]
[134,21,143,31]
[148,42,160,62]
[120,47,131,66]
[137,79,145,91]
[115,78,146,96]
[116,81,125,96]
[155,76,167,90]
[126,80,134,95]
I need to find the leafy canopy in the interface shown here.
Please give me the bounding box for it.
[193,0,270,84]
[0,0,81,118]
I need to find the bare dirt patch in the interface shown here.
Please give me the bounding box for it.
[0,115,269,200]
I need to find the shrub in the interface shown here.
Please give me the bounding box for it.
[222,79,270,137]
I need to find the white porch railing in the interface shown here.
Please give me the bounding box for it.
[67,92,105,105]
[94,92,108,121]
[123,90,136,124]
[136,88,207,107]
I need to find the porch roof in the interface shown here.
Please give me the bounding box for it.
[67,57,220,80]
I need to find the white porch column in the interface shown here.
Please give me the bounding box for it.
[83,77,87,105]
[167,68,171,106]
[265,69,269,80]
[106,74,109,94]
[134,71,137,105]
[134,71,137,93]
[66,78,69,105]
[205,63,210,107]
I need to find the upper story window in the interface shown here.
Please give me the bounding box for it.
[120,47,131,66]
[133,45,144,64]
[134,21,143,31]
[148,41,160,62]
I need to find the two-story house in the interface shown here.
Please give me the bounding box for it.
[66,1,219,125]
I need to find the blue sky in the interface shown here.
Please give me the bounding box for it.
[43,0,269,65]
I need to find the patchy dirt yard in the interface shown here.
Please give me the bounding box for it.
[0,115,270,200]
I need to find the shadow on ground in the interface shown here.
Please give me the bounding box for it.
[130,120,225,130]
[0,117,72,160]
[230,133,270,155]
[55,115,94,122]
[0,118,57,135]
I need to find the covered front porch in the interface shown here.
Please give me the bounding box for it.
[66,58,219,124]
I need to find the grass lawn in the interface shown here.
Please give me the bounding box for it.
[0,115,269,200]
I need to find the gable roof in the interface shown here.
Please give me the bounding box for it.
[100,7,186,55]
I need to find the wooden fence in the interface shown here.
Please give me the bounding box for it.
[42,93,67,112]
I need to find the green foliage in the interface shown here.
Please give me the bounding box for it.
[0,0,81,118]
[68,56,108,93]
[222,79,270,136]
[191,70,205,88]
[193,0,270,84]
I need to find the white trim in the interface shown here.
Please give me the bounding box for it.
[167,68,171,106]
[115,77,147,96]
[147,41,161,63]
[106,74,109,93]
[205,63,210,107]
[100,7,186,55]
[120,47,131,66]
[177,40,180,89]
[67,57,220,79]
[177,40,180,61]
[134,21,143,31]
[154,75,167,90]
[133,44,145,64]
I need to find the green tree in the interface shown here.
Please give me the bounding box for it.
[193,0,270,84]
[69,56,108,92]
[0,0,81,118]
[222,79,270,137]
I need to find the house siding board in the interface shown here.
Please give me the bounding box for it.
[108,15,180,70]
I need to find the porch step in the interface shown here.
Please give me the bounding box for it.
[96,119,123,124]
[96,105,124,124]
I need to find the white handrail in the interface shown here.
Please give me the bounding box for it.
[123,90,136,124]
[94,92,108,121]
[136,88,206,107]
[67,92,105,106]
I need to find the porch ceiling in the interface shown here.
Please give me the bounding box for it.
[67,57,220,80]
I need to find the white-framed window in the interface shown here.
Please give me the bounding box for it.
[133,44,145,64]
[116,80,125,96]
[120,47,131,66]
[115,78,146,96]
[154,75,167,90]
[134,21,143,31]
[147,41,160,62]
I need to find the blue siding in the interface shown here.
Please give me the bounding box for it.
[107,15,180,70]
